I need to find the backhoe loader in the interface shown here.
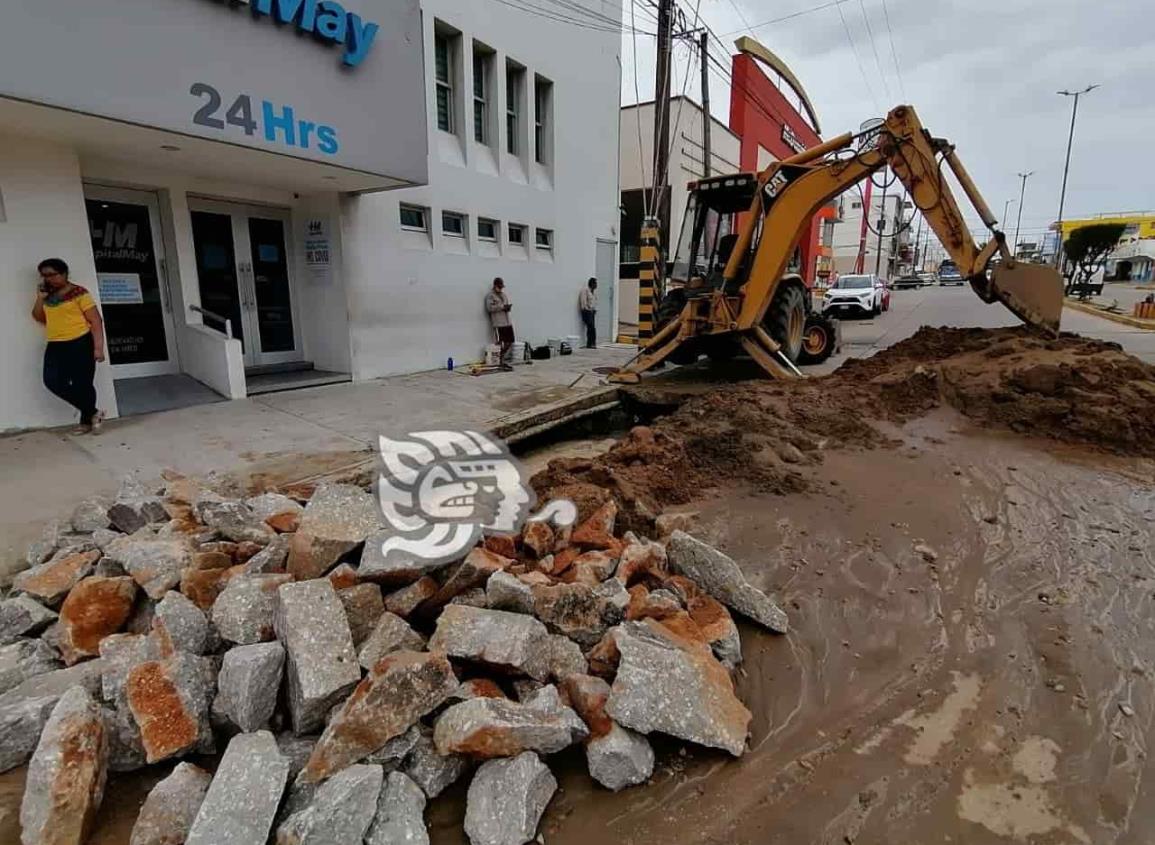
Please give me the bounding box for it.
[609,105,1064,383]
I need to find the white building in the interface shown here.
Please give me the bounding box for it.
[830,190,909,279]
[0,0,622,432]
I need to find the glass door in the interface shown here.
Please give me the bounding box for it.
[84,186,179,378]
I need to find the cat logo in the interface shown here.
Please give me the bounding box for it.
[765,170,790,199]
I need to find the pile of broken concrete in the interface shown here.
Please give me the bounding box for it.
[1,473,787,845]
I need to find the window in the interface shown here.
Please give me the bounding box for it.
[473,44,493,145]
[533,76,552,164]
[399,204,428,231]
[508,223,526,244]
[442,211,466,237]
[478,218,498,241]
[851,200,862,209]
[506,62,524,156]
[434,32,454,133]
[535,227,553,249]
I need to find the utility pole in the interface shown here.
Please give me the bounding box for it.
[874,176,888,277]
[1015,170,1034,258]
[652,0,674,246]
[699,30,710,179]
[1002,199,1016,228]
[1054,85,1099,268]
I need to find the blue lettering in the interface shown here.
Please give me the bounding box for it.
[316,125,339,155]
[263,101,297,146]
[343,14,378,67]
[297,120,316,149]
[252,0,315,31]
[314,2,347,42]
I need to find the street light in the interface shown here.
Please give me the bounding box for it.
[1054,85,1099,267]
[1003,198,1017,228]
[1015,171,1034,257]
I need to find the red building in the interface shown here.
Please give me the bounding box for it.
[727,37,835,286]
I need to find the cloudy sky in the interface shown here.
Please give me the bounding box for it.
[621,0,1154,246]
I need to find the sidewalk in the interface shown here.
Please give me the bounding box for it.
[0,346,635,579]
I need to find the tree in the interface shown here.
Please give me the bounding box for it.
[1062,223,1126,298]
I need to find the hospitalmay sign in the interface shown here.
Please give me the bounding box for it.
[0,0,427,183]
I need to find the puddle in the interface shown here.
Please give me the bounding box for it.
[893,672,982,765]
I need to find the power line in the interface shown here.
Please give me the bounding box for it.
[835,0,880,112]
[724,0,756,37]
[879,0,905,100]
[720,0,852,36]
[856,0,891,100]
[540,0,631,27]
[492,0,653,33]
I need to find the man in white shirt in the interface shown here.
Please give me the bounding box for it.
[578,277,598,349]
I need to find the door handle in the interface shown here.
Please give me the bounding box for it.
[158,258,171,314]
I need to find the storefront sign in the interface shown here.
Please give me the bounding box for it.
[97,273,144,305]
[781,124,807,155]
[303,217,331,281]
[220,0,379,68]
[190,83,339,155]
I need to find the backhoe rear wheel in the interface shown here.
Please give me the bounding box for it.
[764,282,806,363]
[797,313,836,365]
[654,288,700,365]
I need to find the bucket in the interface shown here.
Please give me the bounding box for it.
[565,335,581,350]
[510,342,527,363]
[547,337,562,353]
[484,344,501,366]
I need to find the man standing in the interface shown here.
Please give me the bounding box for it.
[579,277,598,349]
[485,277,514,370]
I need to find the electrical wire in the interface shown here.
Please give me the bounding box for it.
[835,0,881,113]
[856,0,891,100]
[540,0,633,27]
[649,0,703,217]
[724,0,756,37]
[491,0,653,33]
[879,0,906,100]
[719,0,852,36]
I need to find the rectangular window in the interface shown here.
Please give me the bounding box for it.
[442,211,466,237]
[535,227,553,249]
[473,45,492,145]
[399,204,428,231]
[506,62,524,156]
[534,77,552,164]
[435,32,454,133]
[478,218,498,241]
[851,200,862,209]
[509,223,526,244]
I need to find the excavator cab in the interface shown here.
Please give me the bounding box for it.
[670,173,759,296]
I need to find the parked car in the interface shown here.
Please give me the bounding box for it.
[821,273,885,316]
[893,273,922,289]
[917,271,936,286]
[938,260,965,286]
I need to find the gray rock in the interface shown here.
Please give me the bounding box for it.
[289,484,382,580]
[90,528,123,552]
[0,659,104,773]
[274,579,361,734]
[547,635,587,682]
[338,583,385,647]
[464,752,556,845]
[154,591,210,655]
[185,730,290,845]
[277,733,318,780]
[366,771,428,845]
[20,686,108,845]
[606,620,751,757]
[357,529,448,586]
[449,587,489,608]
[72,498,112,533]
[485,571,535,615]
[0,639,60,695]
[243,534,291,574]
[402,728,470,798]
[246,492,304,521]
[25,520,64,569]
[105,534,194,600]
[12,548,100,606]
[530,579,629,647]
[357,612,426,671]
[104,703,148,772]
[511,680,545,703]
[199,500,274,545]
[276,763,383,845]
[125,652,216,763]
[363,723,422,769]
[586,722,654,791]
[433,689,587,759]
[213,574,293,645]
[0,596,58,645]
[129,762,212,845]
[97,633,165,704]
[108,495,169,535]
[666,531,788,633]
[218,641,285,732]
[428,605,553,682]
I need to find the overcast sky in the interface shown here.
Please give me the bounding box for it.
[621,0,1154,245]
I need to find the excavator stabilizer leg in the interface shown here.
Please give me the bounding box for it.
[607,310,688,384]
[988,262,1065,335]
[740,327,800,380]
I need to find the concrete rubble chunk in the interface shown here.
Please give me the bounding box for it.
[289,483,382,580]
[450,679,508,702]
[587,722,655,791]
[218,641,285,732]
[328,564,360,590]
[277,763,383,845]
[126,652,215,763]
[559,674,613,738]
[530,579,629,647]
[277,733,318,780]
[108,495,169,535]
[213,573,294,645]
[366,770,428,845]
[434,687,588,759]
[107,534,195,600]
[98,633,167,704]
[275,580,362,734]
[358,529,452,586]
[0,659,104,773]
[364,723,421,769]
[301,650,457,784]
[0,595,58,645]
[606,620,751,757]
[72,498,112,533]
[564,550,618,585]
[0,640,61,696]
[486,571,535,615]
[402,727,470,798]
[199,500,275,545]
[449,588,488,608]
[426,548,514,612]
[181,564,243,610]
[247,492,304,521]
[570,500,618,550]
[615,538,669,587]
[429,605,553,681]
[383,576,440,619]
[13,549,100,606]
[665,575,742,668]
[358,612,426,671]
[243,534,291,574]
[19,686,108,845]
[153,590,210,655]
[25,521,64,569]
[666,531,788,633]
[186,730,290,845]
[129,761,212,845]
[90,528,123,552]
[464,751,556,845]
[520,521,554,559]
[338,583,385,647]
[58,576,138,665]
[547,635,588,682]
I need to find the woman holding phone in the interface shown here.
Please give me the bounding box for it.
[31,258,106,434]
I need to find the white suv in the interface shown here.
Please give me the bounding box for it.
[822,273,884,316]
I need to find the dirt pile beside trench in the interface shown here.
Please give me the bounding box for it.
[531,326,1155,531]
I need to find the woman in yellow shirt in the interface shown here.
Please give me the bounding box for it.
[31,258,106,433]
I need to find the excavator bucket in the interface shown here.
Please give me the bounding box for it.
[987,262,1065,335]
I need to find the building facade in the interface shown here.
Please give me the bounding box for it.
[829,187,910,279]
[0,0,623,432]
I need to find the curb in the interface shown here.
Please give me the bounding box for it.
[1063,298,1155,331]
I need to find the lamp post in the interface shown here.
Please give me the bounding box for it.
[1003,198,1016,228]
[1014,171,1034,259]
[1054,85,1099,267]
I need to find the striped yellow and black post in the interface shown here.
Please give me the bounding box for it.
[637,218,662,341]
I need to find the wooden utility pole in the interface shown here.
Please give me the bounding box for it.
[699,30,710,179]
[652,0,674,243]
[874,177,888,277]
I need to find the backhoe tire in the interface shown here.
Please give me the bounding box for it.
[764,282,806,363]
[797,313,837,366]
[654,288,700,365]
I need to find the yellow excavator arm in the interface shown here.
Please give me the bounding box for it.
[610,105,1064,384]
